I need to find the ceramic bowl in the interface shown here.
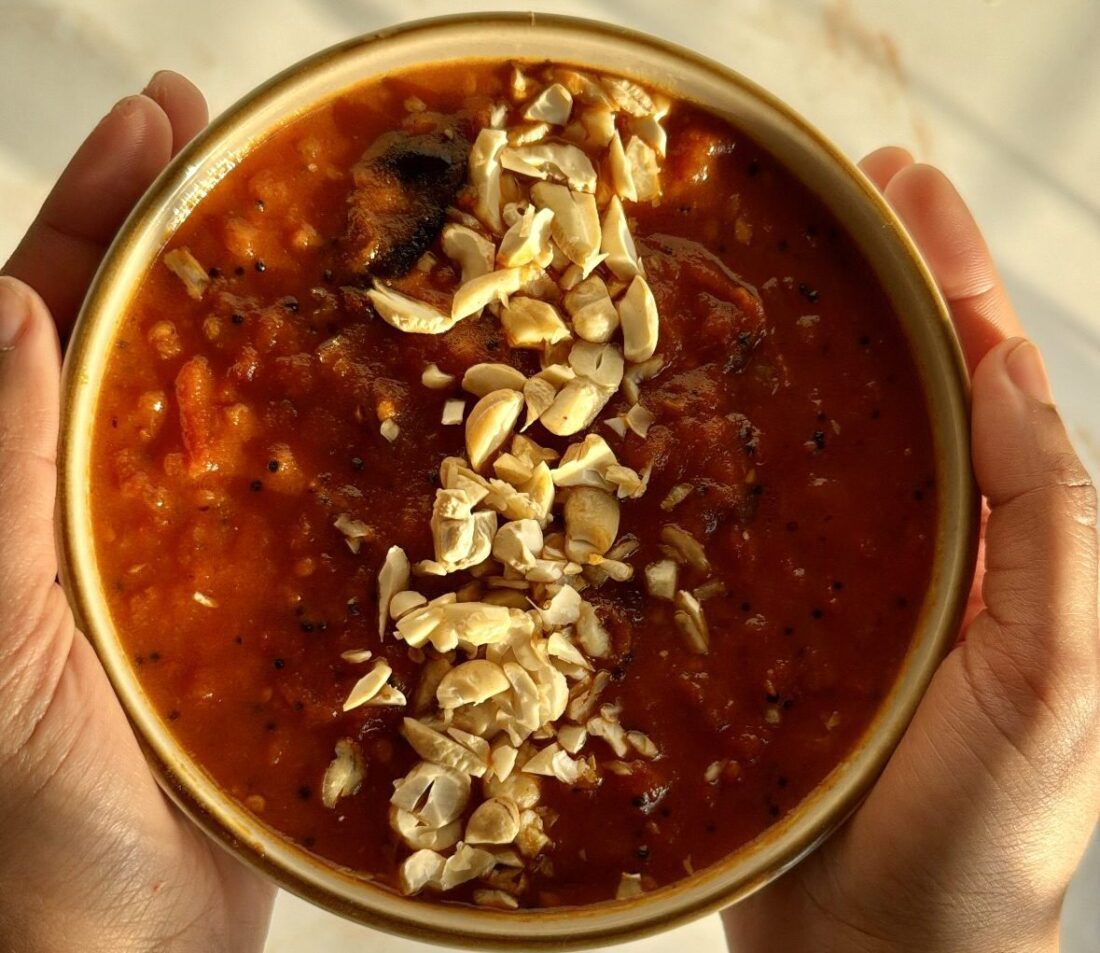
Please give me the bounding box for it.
[58,12,977,949]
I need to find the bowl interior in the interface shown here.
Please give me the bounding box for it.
[58,13,975,949]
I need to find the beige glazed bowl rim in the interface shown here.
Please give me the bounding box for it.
[58,12,977,950]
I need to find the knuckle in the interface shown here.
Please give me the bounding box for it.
[1037,444,1096,529]
[962,613,1092,743]
[1067,474,1098,529]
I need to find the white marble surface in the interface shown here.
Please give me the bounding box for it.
[2,0,1096,950]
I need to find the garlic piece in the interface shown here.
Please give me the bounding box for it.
[441,224,495,284]
[631,111,668,157]
[522,376,558,431]
[508,122,551,146]
[343,660,394,711]
[511,64,530,100]
[469,128,508,234]
[537,584,582,627]
[524,82,574,125]
[604,416,628,439]
[497,206,555,268]
[547,632,592,670]
[390,589,428,620]
[321,739,365,809]
[552,67,614,106]
[401,718,488,777]
[607,133,637,202]
[660,524,711,573]
[569,340,625,391]
[466,388,525,470]
[474,889,520,910]
[581,105,617,147]
[516,808,552,857]
[660,482,693,511]
[466,797,522,845]
[164,247,210,299]
[551,434,617,489]
[501,143,597,193]
[493,452,534,486]
[625,135,661,201]
[483,768,542,809]
[530,182,601,268]
[576,600,612,658]
[564,275,619,343]
[391,807,462,852]
[391,760,473,827]
[645,559,679,600]
[489,740,520,782]
[452,264,540,321]
[522,742,590,784]
[624,402,655,437]
[674,589,709,654]
[378,545,410,636]
[493,519,544,573]
[441,399,465,426]
[364,685,407,707]
[501,297,572,349]
[421,362,456,389]
[436,660,511,709]
[622,355,664,404]
[398,849,445,895]
[601,77,656,117]
[334,512,372,554]
[557,723,588,754]
[605,464,648,499]
[617,275,659,362]
[601,196,642,280]
[462,362,526,397]
[368,282,458,334]
[564,487,621,563]
[539,378,610,437]
[627,731,659,759]
[440,844,498,890]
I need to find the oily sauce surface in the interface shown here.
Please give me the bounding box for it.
[91,61,936,906]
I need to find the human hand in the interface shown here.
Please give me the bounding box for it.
[721,151,1099,953]
[0,73,274,953]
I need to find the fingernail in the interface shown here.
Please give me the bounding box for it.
[143,70,169,96]
[0,277,31,351]
[1005,339,1054,404]
[109,94,143,121]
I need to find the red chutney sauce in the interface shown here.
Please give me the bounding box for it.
[91,60,937,908]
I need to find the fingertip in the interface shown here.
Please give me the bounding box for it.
[884,164,991,300]
[142,69,209,155]
[75,92,175,226]
[972,335,1025,397]
[1004,338,1054,405]
[971,336,1079,506]
[0,274,49,314]
[884,163,1025,370]
[858,146,914,191]
[0,275,57,351]
[2,92,174,333]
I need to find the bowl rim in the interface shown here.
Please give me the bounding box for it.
[57,11,978,949]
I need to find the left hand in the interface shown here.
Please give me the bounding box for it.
[0,72,274,953]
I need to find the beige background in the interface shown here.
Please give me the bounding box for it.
[1,0,1096,950]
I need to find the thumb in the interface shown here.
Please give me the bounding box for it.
[0,277,62,648]
[968,337,1098,740]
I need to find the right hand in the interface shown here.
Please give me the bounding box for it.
[722,151,1099,953]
